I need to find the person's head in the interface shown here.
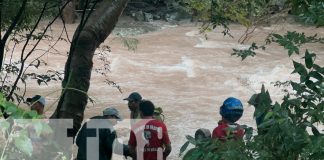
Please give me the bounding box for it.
[27,95,45,115]
[195,128,211,142]
[139,100,155,118]
[220,97,243,123]
[102,107,122,125]
[123,92,142,111]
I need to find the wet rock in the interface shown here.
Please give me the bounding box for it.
[126,0,192,22]
[113,19,160,36]
[164,10,191,22]
[133,11,145,21]
[144,12,154,22]
[165,13,177,22]
[153,15,161,20]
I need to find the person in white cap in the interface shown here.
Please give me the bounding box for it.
[27,95,46,115]
[76,107,129,160]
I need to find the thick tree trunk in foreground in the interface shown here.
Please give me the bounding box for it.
[51,0,129,137]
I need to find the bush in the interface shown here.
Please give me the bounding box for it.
[297,1,324,26]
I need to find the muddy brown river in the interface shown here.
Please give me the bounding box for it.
[9,17,324,159]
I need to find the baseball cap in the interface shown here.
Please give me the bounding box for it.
[123,92,142,101]
[103,107,122,120]
[26,95,46,106]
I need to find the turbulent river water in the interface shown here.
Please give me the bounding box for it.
[17,17,324,159]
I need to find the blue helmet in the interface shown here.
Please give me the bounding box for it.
[220,97,243,123]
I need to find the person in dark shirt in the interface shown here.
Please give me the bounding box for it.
[76,107,129,160]
[123,92,142,121]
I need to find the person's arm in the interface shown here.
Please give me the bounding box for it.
[122,144,131,157]
[104,129,116,151]
[163,143,172,158]
[110,135,130,157]
[75,125,85,146]
[129,145,137,159]
[162,124,171,158]
[128,130,137,159]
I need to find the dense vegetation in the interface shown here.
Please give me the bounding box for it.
[180,31,324,159]
[178,0,324,159]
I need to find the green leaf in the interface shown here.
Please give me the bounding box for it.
[32,121,43,137]
[288,49,294,56]
[179,141,190,156]
[291,82,303,93]
[0,93,6,103]
[288,99,301,106]
[14,134,33,157]
[273,103,281,112]
[26,111,38,118]
[0,120,10,132]
[31,120,53,137]
[311,126,320,136]
[306,80,319,93]
[304,50,315,69]
[5,102,18,114]
[277,118,286,124]
[264,111,273,120]
[309,71,324,82]
[2,100,16,109]
[272,34,283,39]
[313,64,324,74]
[258,119,275,129]
[292,61,308,81]
[186,135,196,145]
[41,122,53,134]
[248,94,258,106]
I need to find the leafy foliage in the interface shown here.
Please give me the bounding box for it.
[0,0,69,103]
[298,1,324,27]
[178,0,287,37]
[0,0,61,32]
[0,93,73,160]
[0,93,45,159]
[181,31,324,159]
[233,31,324,60]
[181,127,254,160]
[178,0,211,22]
[267,32,324,56]
[288,0,324,26]
[232,43,261,60]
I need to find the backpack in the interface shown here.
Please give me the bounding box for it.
[153,107,165,122]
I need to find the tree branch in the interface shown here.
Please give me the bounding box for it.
[7,1,71,101]
[0,0,28,71]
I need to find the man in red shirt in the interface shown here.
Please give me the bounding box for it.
[212,97,244,141]
[128,100,172,160]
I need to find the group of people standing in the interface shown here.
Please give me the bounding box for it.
[75,92,171,160]
[26,92,245,160]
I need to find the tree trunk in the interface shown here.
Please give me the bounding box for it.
[51,0,129,137]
